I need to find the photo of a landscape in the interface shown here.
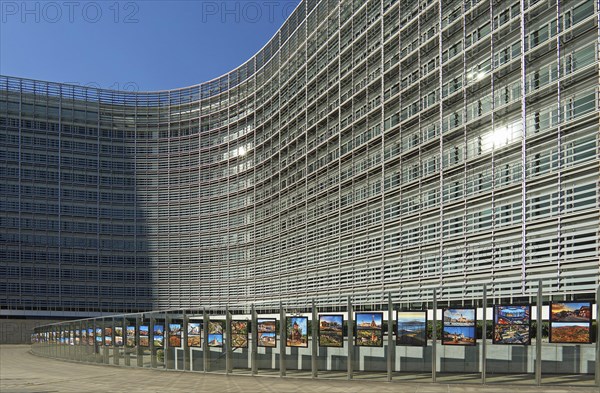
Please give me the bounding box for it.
[87,328,94,345]
[126,326,135,347]
[443,309,476,326]
[493,305,531,345]
[356,312,383,330]
[104,335,112,346]
[550,322,591,344]
[169,324,182,336]
[114,327,123,346]
[169,335,182,347]
[494,305,530,325]
[168,323,182,347]
[139,325,149,336]
[356,329,383,347]
[187,334,201,347]
[187,322,201,347]
[153,325,164,347]
[258,332,276,347]
[286,316,308,347]
[208,333,223,347]
[494,324,530,345]
[319,315,343,348]
[442,326,476,346]
[188,322,201,335]
[139,336,149,347]
[551,302,592,322]
[396,311,427,346]
[258,318,276,333]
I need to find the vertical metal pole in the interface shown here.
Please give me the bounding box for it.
[595,285,600,387]
[482,284,487,384]
[124,317,130,367]
[387,292,394,382]
[150,316,156,368]
[226,306,232,374]
[136,316,143,367]
[279,302,286,377]
[164,314,170,369]
[535,280,543,386]
[183,312,189,371]
[347,296,353,380]
[432,288,437,383]
[311,299,318,379]
[203,309,209,373]
[251,304,258,375]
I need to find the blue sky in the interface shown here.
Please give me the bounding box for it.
[0,1,301,91]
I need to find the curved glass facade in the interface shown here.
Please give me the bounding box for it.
[1,0,599,316]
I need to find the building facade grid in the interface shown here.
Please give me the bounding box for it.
[0,0,599,316]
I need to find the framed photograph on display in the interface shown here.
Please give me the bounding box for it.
[168,323,182,347]
[493,305,531,345]
[231,320,249,349]
[318,315,344,348]
[139,325,149,347]
[355,312,383,347]
[81,329,87,345]
[153,325,164,347]
[187,322,202,347]
[114,326,123,346]
[442,308,476,346]
[396,311,427,346]
[208,321,224,347]
[126,326,136,347]
[286,316,308,348]
[104,327,112,346]
[257,318,277,348]
[549,302,592,344]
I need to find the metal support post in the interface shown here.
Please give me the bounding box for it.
[136,316,143,367]
[164,314,170,369]
[251,304,258,375]
[150,317,156,368]
[311,299,318,379]
[279,302,286,377]
[387,292,394,382]
[535,280,543,386]
[183,312,189,371]
[482,284,487,384]
[203,309,209,372]
[226,306,232,374]
[432,288,437,383]
[123,317,130,367]
[347,296,353,380]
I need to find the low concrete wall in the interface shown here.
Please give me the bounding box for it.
[0,319,61,344]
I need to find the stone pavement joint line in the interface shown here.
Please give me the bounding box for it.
[0,346,597,393]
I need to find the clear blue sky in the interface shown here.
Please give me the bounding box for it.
[0,0,301,91]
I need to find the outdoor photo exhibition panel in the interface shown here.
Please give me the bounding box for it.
[31,283,600,387]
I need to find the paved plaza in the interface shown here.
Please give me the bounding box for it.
[0,345,598,392]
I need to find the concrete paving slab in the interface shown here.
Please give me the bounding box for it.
[1,346,598,393]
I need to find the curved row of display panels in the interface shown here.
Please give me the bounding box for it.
[32,302,596,349]
[30,292,600,385]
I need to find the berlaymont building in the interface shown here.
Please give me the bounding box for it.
[1,0,599,339]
